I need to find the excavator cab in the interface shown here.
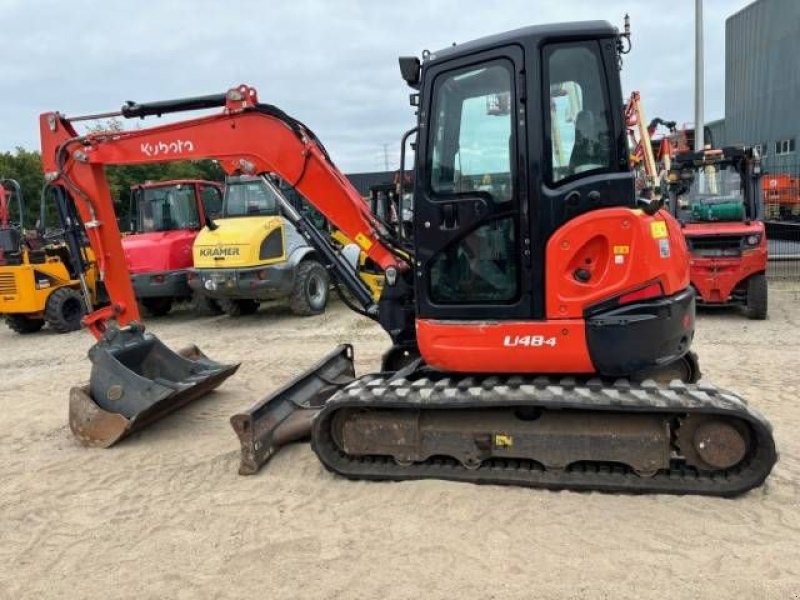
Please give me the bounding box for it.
[232,23,773,495]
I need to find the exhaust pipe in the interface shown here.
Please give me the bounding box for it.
[69,325,239,447]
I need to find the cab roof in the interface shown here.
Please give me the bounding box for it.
[427,20,618,64]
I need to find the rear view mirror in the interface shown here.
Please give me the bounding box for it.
[398,56,421,88]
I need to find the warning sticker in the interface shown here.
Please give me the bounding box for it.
[613,245,630,255]
[659,238,671,258]
[354,233,373,251]
[650,221,668,239]
[494,434,514,448]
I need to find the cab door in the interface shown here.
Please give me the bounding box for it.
[414,46,530,321]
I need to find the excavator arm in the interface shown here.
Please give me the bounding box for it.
[41,85,405,339]
[39,84,415,448]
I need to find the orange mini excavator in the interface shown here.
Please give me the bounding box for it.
[40,20,775,494]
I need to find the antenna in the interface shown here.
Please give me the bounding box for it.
[616,13,632,68]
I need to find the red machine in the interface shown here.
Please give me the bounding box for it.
[0,183,9,264]
[122,179,223,316]
[667,146,768,318]
[762,173,800,220]
[40,21,775,495]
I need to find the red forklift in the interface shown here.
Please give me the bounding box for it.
[123,179,223,316]
[667,146,767,319]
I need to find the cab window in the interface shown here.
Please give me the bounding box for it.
[429,61,514,203]
[428,216,517,304]
[201,185,223,219]
[223,179,278,217]
[545,42,614,184]
[137,185,200,232]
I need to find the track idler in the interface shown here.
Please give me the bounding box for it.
[69,325,239,447]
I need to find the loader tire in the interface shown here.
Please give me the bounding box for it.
[191,292,223,316]
[5,314,45,334]
[289,260,329,316]
[744,273,768,320]
[142,297,173,317]
[219,298,260,317]
[44,287,85,333]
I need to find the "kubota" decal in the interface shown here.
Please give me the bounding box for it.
[140,139,195,157]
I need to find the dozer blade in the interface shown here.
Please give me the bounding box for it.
[69,326,239,447]
[230,344,355,475]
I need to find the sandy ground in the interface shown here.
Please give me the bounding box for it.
[1,285,799,600]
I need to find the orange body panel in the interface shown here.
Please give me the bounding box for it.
[417,319,593,373]
[546,207,689,319]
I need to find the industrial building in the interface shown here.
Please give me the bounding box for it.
[711,0,800,172]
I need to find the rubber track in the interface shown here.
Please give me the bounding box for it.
[311,375,777,497]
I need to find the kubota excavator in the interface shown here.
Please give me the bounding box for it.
[40,20,776,495]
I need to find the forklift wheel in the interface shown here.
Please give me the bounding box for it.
[5,314,45,334]
[45,287,85,333]
[744,273,768,320]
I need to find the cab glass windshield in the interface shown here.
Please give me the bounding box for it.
[136,185,200,232]
[223,180,279,217]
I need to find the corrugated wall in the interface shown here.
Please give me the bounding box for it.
[725,0,800,170]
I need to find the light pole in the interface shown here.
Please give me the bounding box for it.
[695,0,705,151]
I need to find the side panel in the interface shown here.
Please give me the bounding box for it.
[545,208,690,319]
[0,261,74,313]
[122,230,197,274]
[417,319,592,373]
[192,216,286,269]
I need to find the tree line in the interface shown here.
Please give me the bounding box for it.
[0,147,224,229]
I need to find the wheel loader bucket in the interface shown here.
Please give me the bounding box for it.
[69,326,239,447]
[230,344,355,475]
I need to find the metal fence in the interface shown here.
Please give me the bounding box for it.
[762,157,800,280]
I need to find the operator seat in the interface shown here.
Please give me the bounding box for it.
[569,110,608,173]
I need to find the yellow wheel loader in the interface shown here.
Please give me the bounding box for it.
[190,175,332,316]
[0,180,101,334]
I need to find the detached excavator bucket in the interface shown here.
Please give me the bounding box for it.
[69,326,239,447]
[230,344,355,475]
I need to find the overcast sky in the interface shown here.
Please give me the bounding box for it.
[0,0,752,172]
